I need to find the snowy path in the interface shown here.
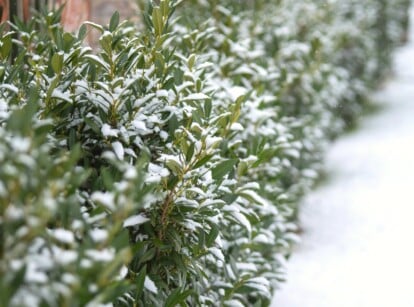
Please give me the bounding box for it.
[271,11,414,307]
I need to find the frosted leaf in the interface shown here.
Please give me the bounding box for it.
[230,123,244,131]
[0,83,19,94]
[132,120,148,131]
[123,214,149,227]
[5,205,24,220]
[253,234,271,244]
[144,162,169,183]
[156,90,169,98]
[124,166,137,180]
[232,65,254,76]
[51,89,71,103]
[247,277,270,287]
[52,248,78,265]
[112,141,124,160]
[209,247,225,262]
[25,264,48,283]
[80,259,92,269]
[224,300,245,307]
[48,228,75,244]
[236,262,257,271]
[303,168,318,179]
[11,137,31,152]
[91,191,115,211]
[205,136,222,149]
[227,86,247,101]
[183,219,202,231]
[84,54,110,71]
[62,273,78,285]
[101,124,118,137]
[238,182,260,190]
[231,211,251,233]
[85,249,114,262]
[200,199,226,207]
[144,276,158,294]
[159,130,168,140]
[245,277,271,296]
[158,154,183,174]
[186,187,206,197]
[89,228,108,242]
[125,148,137,158]
[182,93,210,101]
[284,148,300,159]
[117,265,128,280]
[238,190,270,207]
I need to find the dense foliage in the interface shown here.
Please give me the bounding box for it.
[0,0,410,306]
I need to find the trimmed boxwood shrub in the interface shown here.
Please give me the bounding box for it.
[0,0,410,306]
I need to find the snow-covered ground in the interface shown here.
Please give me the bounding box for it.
[271,9,414,307]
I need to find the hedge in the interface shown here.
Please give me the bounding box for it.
[0,0,410,306]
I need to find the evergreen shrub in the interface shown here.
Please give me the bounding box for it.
[0,0,410,306]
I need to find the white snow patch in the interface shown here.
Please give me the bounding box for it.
[89,228,108,242]
[91,191,115,211]
[123,214,149,227]
[182,93,210,101]
[144,276,158,293]
[48,228,75,244]
[101,123,118,137]
[85,249,115,262]
[112,141,125,160]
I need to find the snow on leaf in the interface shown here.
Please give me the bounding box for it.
[0,84,19,94]
[25,264,48,283]
[182,93,210,101]
[224,299,245,307]
[144,276,158,294]
[303,168,318,179]
[231,211,251,233]
[123,214,149,228]
[51,89,72,103]
[209,247,225,262]
[112,141,124,160]
[132,120,148,132]
[85,249,115,262]
[101,123,118,137]
[237,189,270,207]
[253,234,271,244]
[236,262,257,271]
[227,86,247,101]
[230,122,244,131]
[89,228,108,242]
[91,191,115,211]
[48,228,75,244]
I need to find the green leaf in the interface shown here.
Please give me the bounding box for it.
[185,142,195,163]
[206,225,219,247]
[134,266,147,301]
[83,117,100,134]
[152,7,163,37]
[139,248,156,265]
[188,54,196,70]
[0,33,12,59]
[78,24,87,40]
[211,159,238,180]
[192,154,213,169]
[204,99,212,118]
[68,128,77,149]
[109,11,120,32]
[165,288,192,307]
[51,52,64,74]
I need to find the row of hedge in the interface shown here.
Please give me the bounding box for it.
[0,0,410,306]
